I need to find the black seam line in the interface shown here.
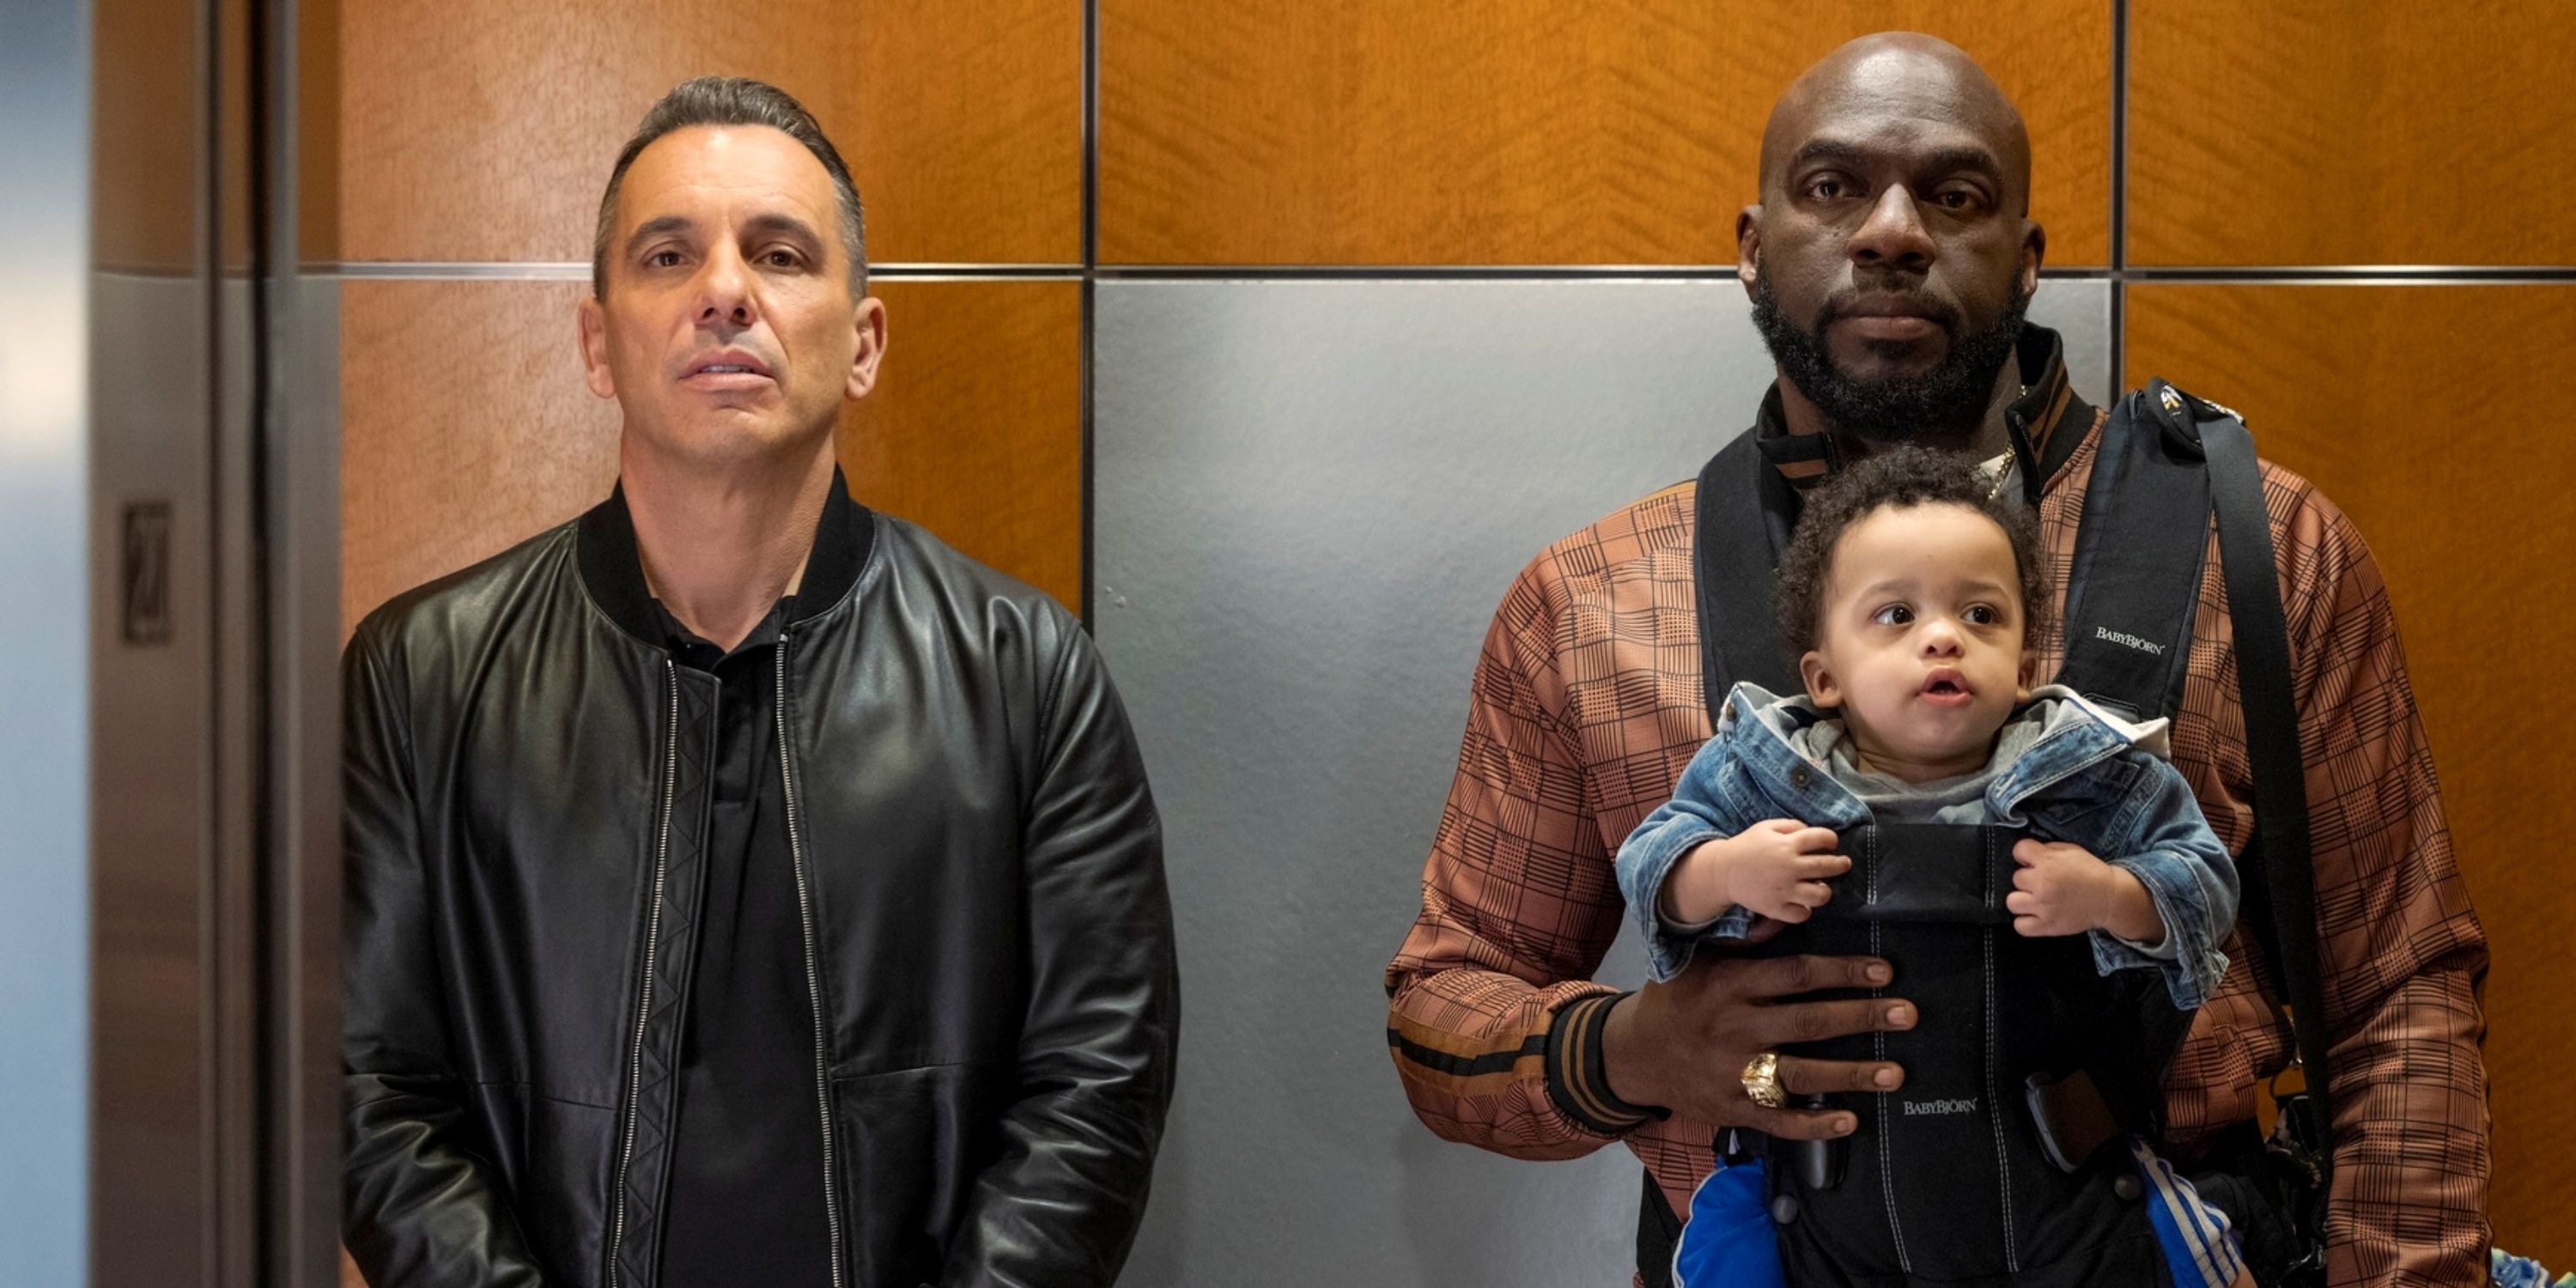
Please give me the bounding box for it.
[1387,1029,1547,1078]
[1078,0,1098,625]
[2111,0,2129,273]
[2110,0,2129,390]
[322,261,1086,280]
[2060,265,2576,283]
[1096,264,2576,283]
[313,260,2576,284]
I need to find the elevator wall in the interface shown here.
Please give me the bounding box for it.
[334,3,2574,1281]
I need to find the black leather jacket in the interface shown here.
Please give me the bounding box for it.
[343,480,1178,1288]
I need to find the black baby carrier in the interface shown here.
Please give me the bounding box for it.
[1737,816,2188,1287]
[1638,380,2333,1287]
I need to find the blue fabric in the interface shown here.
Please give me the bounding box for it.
[2488,1247,2576,1288]
[1614,682,2239,1009]
[2127,1136,2244,1288]
[1672,1158,1786,1288]
[1670,1141,2249,1288]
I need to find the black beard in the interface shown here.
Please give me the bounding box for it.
[1751,271,2029,440]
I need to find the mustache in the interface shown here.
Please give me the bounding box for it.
[1814,287,1963,333]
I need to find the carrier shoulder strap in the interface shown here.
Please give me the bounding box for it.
[1640,425,1799,1284]
[2064,381,2333,1183]
[1691,426,1804,704]
[2052,386,2210,723]
[2194,395,2335,1197]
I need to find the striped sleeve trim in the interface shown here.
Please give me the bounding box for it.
[1543,991,1664,1135]
[1383,1018,1550,1107]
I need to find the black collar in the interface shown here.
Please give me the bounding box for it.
[577,466,877,649]
[1749,324,2096,504]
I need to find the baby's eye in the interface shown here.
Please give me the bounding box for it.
[1871,605,1914,626]
[1964,605,2001,625]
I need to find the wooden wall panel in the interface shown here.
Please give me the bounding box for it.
[340,279,620,635]
[839,280,1083,611]
[299,0,339,264]
[2125,284,2575,1254]
[341,277,1081,635]
[341,0,1079,266]
[1097,1,2109,266]
[91,0,201,271]
[2129,3,2576,266]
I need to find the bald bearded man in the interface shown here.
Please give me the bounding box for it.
[1384,33,2488,1288]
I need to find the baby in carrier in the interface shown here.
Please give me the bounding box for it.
[1616,446,2251,1288]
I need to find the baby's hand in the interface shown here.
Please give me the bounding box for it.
[1664,819,1848,927]
[2007,839,2159,941]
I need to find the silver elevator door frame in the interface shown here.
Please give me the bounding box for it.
[85,0,340,1283]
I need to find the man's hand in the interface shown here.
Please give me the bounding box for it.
[2007,839,2164,944]
[1599,951,1913,1139]
[1659,819,1849,927]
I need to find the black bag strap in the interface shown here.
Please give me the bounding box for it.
[1647,428,1798,1286]
[1692,427,1804,708]
[2194,396,2335,1200]
[2054,387,2211,723]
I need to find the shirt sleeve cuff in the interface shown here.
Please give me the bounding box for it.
[1542,992,1666,1136]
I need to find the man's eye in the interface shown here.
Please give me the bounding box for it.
[1871,605,1913,625]
[1933,187,1980,210]
[763,249,802,268]
[646,250,683,268]
[1808,177,1850,201]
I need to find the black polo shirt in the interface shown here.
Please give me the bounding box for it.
[651,599,831,1286]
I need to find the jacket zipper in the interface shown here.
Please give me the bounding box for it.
[608,659,680,1288]
[775,629,849,1288]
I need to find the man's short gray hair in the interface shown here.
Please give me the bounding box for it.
[592,76,866,299]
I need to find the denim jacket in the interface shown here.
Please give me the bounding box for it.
[1616,682,2238,1009]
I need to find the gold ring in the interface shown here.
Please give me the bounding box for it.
[1740,1051,1785,1109]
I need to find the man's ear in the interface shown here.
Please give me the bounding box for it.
[1799,649,1841,709]
[1736,204,1764,295]
[2020,217,2046,297]
[577,295,616,401]
[844,294,889,402]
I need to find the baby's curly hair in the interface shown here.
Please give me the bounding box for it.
[1772,445,2051,657]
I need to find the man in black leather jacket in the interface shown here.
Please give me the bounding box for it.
[341,76,1178,1288]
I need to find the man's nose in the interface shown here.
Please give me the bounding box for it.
[1850,186,1934,271]
[693,245,756,328]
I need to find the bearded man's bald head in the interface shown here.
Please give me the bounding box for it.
[1736,33,2045,444]
[1758,33,2032,211]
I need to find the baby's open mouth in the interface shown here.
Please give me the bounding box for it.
[1921,670,1971,697]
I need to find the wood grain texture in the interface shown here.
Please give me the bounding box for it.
[1097,0,2109,266]
[2125,284,2574,1255]
[340,279,621,635]
[2129,2,2576,266]
[341,0,1078,265]
[839,280,1083,611]
[92,0,202,271]
[299,0,339,264]
[341,277,1081,634]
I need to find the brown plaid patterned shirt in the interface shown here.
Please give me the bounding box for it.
[1385,343,2491,1287]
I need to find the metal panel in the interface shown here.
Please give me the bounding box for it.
[75,0,343,1283]
[1093,277,2109,1287]
[88,270,220,1286]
